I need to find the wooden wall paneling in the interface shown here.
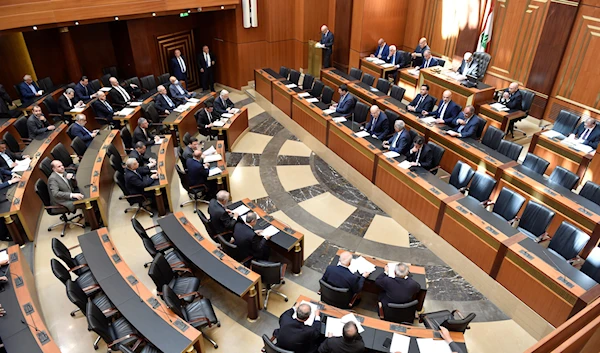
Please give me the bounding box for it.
[402,1,426,52]
[302,0,330,43]
[70,22,118,80]
[109,21,136,79]
[423,0,458,59]
[268,40,296,71]
[126,19,156,76]
[23,29,69,85]
[333,0,353,72]
[237,41,269,88]
[360,0,408,54]
[211,39,238,89]
[156,30,200,89]
[349,0,365,70]
[58,27,83,83]
[0,32,36,98]
[264,0,294,42]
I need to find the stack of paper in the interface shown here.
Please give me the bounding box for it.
[381,63,395,68]
[188,98,200,103]
[154,138,164,145]
[230,108,240,114]
[420,116,437,124]
[323,109,336,115]
[332,117,347,123]
[204,154,222,163]
[298,92,311,98]
[70,107,85,113]
[574,144,594,153]
[292,300,319,326]
[232,204,250,216]
[408,69,420,76]
[325,318,344,337]
[11,158,31,173]
[208,167,222,177]
[387,262,399,278]
[221,113,234,118]
[348,256,376,275]
[174,106,187,113]
[390,333,411,353]
[261,225,280,237]
[285,83,298,88]
[416,338,452,353]
[365,57,377,62]
[354,130,370,138]
[100,87,112,92]
[118,108,136,116]
[373,59,386,65]
[370,87,379,92]
[306,98,319,103]
[541,130,563,139]
[398,160,413,169]
[212,120,226,127]
[129,102,143,106]
[203,146,216,156]
[340,313,364,333]
[383,151,400,159]
[0,250,8,265]
[490,102,509,111]
[37,90,44,95]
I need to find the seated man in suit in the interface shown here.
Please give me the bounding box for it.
[0,140,29,170]
[411,37,430,67]
[406,136,434,170]
[133,118,160,146]
[385,45,407,81]
[446,105,482,139]
[171,49,188,83]
[74,76,97,102]
[375,263,421,308]
[416,49,439,70]
[27,105,55,138]
[318,322,364,353]
[48,160,84,213]
[498,82,523,110]
[169,76,197,105]
[455,52,479,80]
[321,251,369,297]
[331,84,356,117]
[123,157,158,201]
[91,91,116,124]
[208,190,241,239]
[155,85,177,114]
[19,75,42,106]
[57,88,83,120]
[108,77,133,108]
[0,84,21,119]
[275,303,322,353]
[71,114,99,147]
[383,120,411,155]
[569,117,600,149]
[129,141,156,175]
[214,90,235,117]
[187,150,217,199]
[407,84,435,114]
[423,90,462,127]
[196,102,218,139]
[232,211,271,261]
[182,137,201,161]
[371,38,389,59]
[364,105,389,140]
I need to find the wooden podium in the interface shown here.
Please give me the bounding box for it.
[308,40,323,77]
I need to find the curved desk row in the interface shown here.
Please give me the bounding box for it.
[162,93,216,147]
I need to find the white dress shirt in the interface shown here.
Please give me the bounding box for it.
[177,56,187,73]
[204,53,212,68]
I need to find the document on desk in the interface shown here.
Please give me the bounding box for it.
[0,250,7,265]
[354,130,370,138]
[292,300,319,326]
[70,107,85,113]
[369,87,380,92]
[203,154,222,163]
[489,102,509,112]
[212,120,226,127]
[229,108,240,114]
[348,256,376,275]
[398,160,413,169]
[322,109,336,115]
[341,313,364,333]
[154,138,164,145]
[373,59,386,65]
[416,338,452,353]
[285,83,298,88]
[221,113,234,118]
[298,92,311,98]
[325,318,344,337]
[232,204,250,216]
[117,108,136,116]
[188,98,200,103]
[390,333,411,353]
[100,87,112,92]
[174,106,187,113]
[203,145,216,156]
[387,262,399,278]
[306,98,319,103]
[542,130,564,139]
[261,225,280,237]
[383,151,400,159]
[381,63,395,68]
[11,158,31,173]
[408,69,420,76]
[332,117,347,123]
[208,167,222,177]
[420,117,437,124]
[129,102,143,106]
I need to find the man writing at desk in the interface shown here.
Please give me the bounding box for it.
[569,117,600,149]
[124,158,158,206]
[232,211,271,262]
[455,52,478,80]
[376,263,421,308]
[318,321,364,353]
[133,118,161,146]
[406,136,434,170]
[0,140,29,170]
[71,114,99,148]
[446,105,483,139]
[383,120,411,155]
[321,251,370,298]
[27,105,55,138]
[422,90,462,127]
[371,38,389,59]
[331,85,356,117]
[363,105,389,140]
[129,142,156,175]
[214,90,235,118]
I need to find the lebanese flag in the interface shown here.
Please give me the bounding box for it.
[477,1,494,52]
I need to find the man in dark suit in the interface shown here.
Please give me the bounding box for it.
[0,140,29,170]
[319,25,334,68]
[57,88,79,119]
[570,118,600,149]
[187,150,217,198]
[91,92,116,123]
[0,84,20,119]
[364,105,389,140]
[406,136,434,170]
[275,303,322,353]
[375,263,421,307]
[385,45,407,81]
[318,322,364,353]
[499,82,523,110]
[129,141,156,175]
[457,52,479,78]
[18,75,42,106]
[371,38,389,59]
[196,102,218,139]
[214,90,234,117]
[48,160,84,212]
[197,45,216,92]
[232,211,271,261]
[447,106,483,139]
[123,157,158,200]
[208,190,241,239]
[132,118,159,146]
[155,85,177,114]
[322,251,369,297]
[407,84,436,114]
[27,105,55,138]
[418,49,439,69]
[169,76,196,106]
[71,114,99,147]
[171,49,188,82]
[383,120,411,155]
[108,77,133,108]
[411,37,429,67]
[74,76,96,102]
[331,85,356,117]
[423,90,462,126]
[182,137,200,161]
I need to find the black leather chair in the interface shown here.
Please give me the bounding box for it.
[448,161,475,190]
[51,258,100,296]
[509,89,536,137]
[581,247,600,283]
[106,143,123,158]
[385,110,400,138]
[182,132,192,146]
[36,180,84,237]
[131,218,172,252]
[39,157,53,178]
[435,58,446,67]
[321,86,334,104]
[319,279,358,309]
[100,74,111,87]
[349,68,363,80]
[36,77,49,92]
[580,181,600,207]
[375,78,391,94]
[481,125,505,150]
[548,166,580,190]
[114,170,154,218]
[522,153,550,175]
[496,140,522,161]
[216,234,252,264]
[65,279,117,318]
[302,74,315,90]
[289,70,301,85]
[547,222,589,261]
[490,187,526,222]
[474,116,486,139]
[472,52,491,80]
[378,299,418,324]
[420,310,476,333]
[109,154,124,173]
[390,85,406,102]
[140,234,188,269]
[71,136,88,158]
[51,143,78,171]
[279,66,290,79]
[14,116,31,142]
[66,124,76,140]
[102,66,119,78]
[52,237,88,276]
[361,74,375,86]
[3,131,23,153]
[466,173,497,203]
[125,77,143,92]
[42,95,64,124]
[148,253,200,303]
[86,301,142,351]
[120,127,134,151]
[176,164,210,213]
[156,73,170,85]
[251,260,288,309]
[352,102,370,126]
[310,80,325,97]
[428,142,445,175]
[142,102,168,134]
[552,110,580,136]
[263,334,293,353]
[89,79,102,92]
[140,75,157,91]
[177,146,188,170]
[517,201,555,242]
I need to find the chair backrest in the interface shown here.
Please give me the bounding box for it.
[310,80,324,97]
[251,260,282,286]
[51,237,76,269]
[102,66,118,78]
[51,258,71,284]
[520,89,535,113]
[217,234,242,261]
[106,143,120,158]
[197,210,216,238]
[349,68,363,80]
[86,301,113,346]
[375,78,391,94]
[183,132,192,146]
[35,179,52,207]
[481,125,505,150]
[552,110,580,136]
[435,58,446,67]
[125,77,141,89]
[148,253,174,291]
[390,85,406,102]
[441,313,476,333]
[157,73,170,85]
[581,247,600,283]
[143,102,161,124]
[289,70,301,85]
[474,116,486,139]
[385,110,400,136]
[382,300,419,324]
[400,51,412,68]
[468,173,497,203]
[14,116,29,139]
[71,137,88,157]
[302,74,315,90]
[100,74,111,87]
[496,140,523,161]
[522,153,549,175]
[3,132,21,153]
[131,218,150,240]
[428,142,445,172]
[140,75,157,91]
[43,95,59,115]
[493,187,526,222]
[51,143,72,167]
[548,222,590,260]
[89,79,101,92]
[580,181,600,207]
[109,154,124,173]
[39,157,53,178]
[162,284,185,319]
[519,201,555,237]
[449,161,475,189]
[114,170,131,197]
[36,78,48,92]
[472,52,491,80]
[321,86,334,104]
[279,66,290,79]
[263,334,294,353]
[176,164,192,193]
[319,279,354,309]
[353,102,370,125]
[178,146,188,170]
[361,73,375,86]
[66,123,77,140]
[13,84,24,100]
[548,166,580,190]
[65,279,88,314]
[121,127,133,149]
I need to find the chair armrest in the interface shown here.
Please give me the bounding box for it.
[155,242,172,251]
[69,264,88,272]
[349,293,360,308]
[172,267,193,275]
[177,291,201,300]
[188,316,211,325]
[378,302,384,319]
[145,224,161,230]
[67,244,81,250]
[119,194,147,201]
[280,263,288,279]
[535,232,549,243]
[451,309,465,320]
[44,205,70,213]
[82,284,101,294]
[429,166,440,173]
[190,184,209,192]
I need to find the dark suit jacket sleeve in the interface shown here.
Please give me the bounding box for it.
[220,211,238,230]
[75,84,91,101]
[352,274,365,294]
[505,90,522,110]
[449,341,465,353]
[133,128,155,146]
[72,125,93,142]
[422,96,436,113]
[126,172,155,190]
[459,118,480,139]
[390,132,411,154]
[58,97,71,115]
[155,95,168,112]
[375,116,389,140]
[27,117,48,136]
[318,339,332,353]
[429,100,444,118]
[420,148,434,170]
[408,95,420,107]
[321,32,334,48]
[20,83,37,101]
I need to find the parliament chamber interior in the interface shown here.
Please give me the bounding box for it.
[1,0,600,352]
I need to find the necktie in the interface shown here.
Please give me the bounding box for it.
[206,109,213,122]
[416,95,425,109]
[581,128,592,141]
[416,148,421,164]
[82,125,92,136]
[425,59,430,68]
[66,95,72,107]
[371,117,377,133]
[392,133,400,148]
[83,84,88,95]
[458,118,469,133]
[178,57,186,73]
[103,100,113,112]
[391,54,396,65]
[205,53,210,67]
[142,128,148,140]
[165,95,174,107]
[177,85,184,94]
[1,153,13,166]
[59,173,72,191]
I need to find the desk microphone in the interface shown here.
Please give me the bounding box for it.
[131,278,144,303]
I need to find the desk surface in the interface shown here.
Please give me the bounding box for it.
[420,68,493,92]
[455,196,521,238]
[261,68,285,80]
[76,131,114,199]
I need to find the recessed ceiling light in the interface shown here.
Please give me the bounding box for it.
[152,12,156,16]
[75,21,79,25]
[115,16,119,20]
[33,26,38,30]
[221,6,225,9]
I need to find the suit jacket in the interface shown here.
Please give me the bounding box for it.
[155,94,177,113]
[213,96,234,117]
[335,93,356,116]
[70,123,94,147]
[406,143,434,170]
[27,115,49,138]
[74,83,92,102]
[387,129,412,155]
[365,112,389,140]
[169,83,190,105]
[421,57,439,69]
[276,308,322,353]
[132,126,155,146]
[452,113,482,139]
[0,150,22,170]
[108,85,133,106]
[57,94,74,117]
[124,168,155,196]
[573,123,600,149]
[171,56,188,81]
[129,149,151,175]
[413,44,430,67]
[458,59,479,77]
[385,52,405,69]
[321,265,365,296]
[450,341,466,353]
[196,108,215,128]
[320,31,334,52]
[197,52,216,70]
[19,82,40,106]
[208,198,240,235]
[318,335,364,353]
[429,99,462,125]
[186,158,209,188]
[373,44,389,58]
[408,94,436,114]
[48,172,76,212]
[375,272,421,307]
[92,100,115,120]
[500,89,523,110]
[232,222,269,261]
[182,146,195,161]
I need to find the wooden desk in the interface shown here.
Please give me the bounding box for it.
[113,93,159,133]
[78,229,204,353]
[0,246,61,352]
[206,140,230,192]
[24,87,65,114]
[162,93,216,147]
[320,68,358,103]
[528,132,592,178]
[418,68,495,110]
[212,107,249,151]
[398,68,419,101]
[272,81,301,117]
[158,213,263,321]
[143,136,175,216]
[66,98,102,131]
[347,82,389,108]
[479,103,526,133]
[359,58,395,82]
[254,68,285,103]
[291,95,331,145]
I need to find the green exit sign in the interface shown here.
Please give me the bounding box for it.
[180,12,189,17]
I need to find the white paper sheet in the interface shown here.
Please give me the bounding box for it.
[348,256,376,275]
[420,117,437,124]
[212,120,226,127]
[322,109,336,115]
[325,318,344,337]
[387,262,399,278]
[341,313,364,333]
[416,338,452,353]
[117,108,135,116]
[373,59,386,65]
[365,57,377,62]
[542,130,563,139]
[100,87,112,92]
[297,92,311,98]
[381,63,395,68]
[408,69,420,76]
[229,108,240,114]
[383,151,400,158]
[398,160,413,169]
[188,98,200,103]
[285,83,298,88]
[129,102,143,106]
[221,113,234,118]
[70,107,85,113]
[574,144,594,153]
[390,333,411,353]
[306,98,319,103]
[292,300,319,326]
[332,117,347,123]
[37,90,44,95]
[232,204,250,216]
[203,146,216,156]
[208,167,222,176]
[261,225,280,237]
[354,130,370,138]
[0,250,8,264]
[154,138,164,145]
[11,158,31,173]
[490,102,509,111]
[369,87,379,92]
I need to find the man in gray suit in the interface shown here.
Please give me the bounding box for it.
[169,76,197,105]
[48,160,84,212]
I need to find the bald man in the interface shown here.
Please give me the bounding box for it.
[108,77,133,107]
[423,90,462,126]
[208,190,241,240]
[457,52,478,78]
[371,38,389,59]
[275,303,322,353]
[411,37,430,67]
[321,251,370,297]
[364,105,389,140]
[48,160,83,212]
[155,85,176,114]
[499,82,523,110]
[91,91,116,123]
[319,25,334,68]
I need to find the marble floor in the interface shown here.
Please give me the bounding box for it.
[21,83,547,353]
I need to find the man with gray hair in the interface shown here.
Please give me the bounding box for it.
[57,87,83,119]
[133,117,160,146]
[385,45,406,80]
[446,105,483,139]
[499,82,522,110]
[208,190,240,240]
[155,85,176,114]
[123,157,158,203]
[214,89,234,117]
[375,262,421,307]
[70,114,99,147]
[318,321,364,353]
[18,74,42,106]
[232,211,271,261]
[364,105,389,140]
[570,117,600,149]
[417,49,439,69]
[371,38,389,59]
[322,251,370,298]
[48,159,84,212]
[383,119,411,155]
[274,302,322,353]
